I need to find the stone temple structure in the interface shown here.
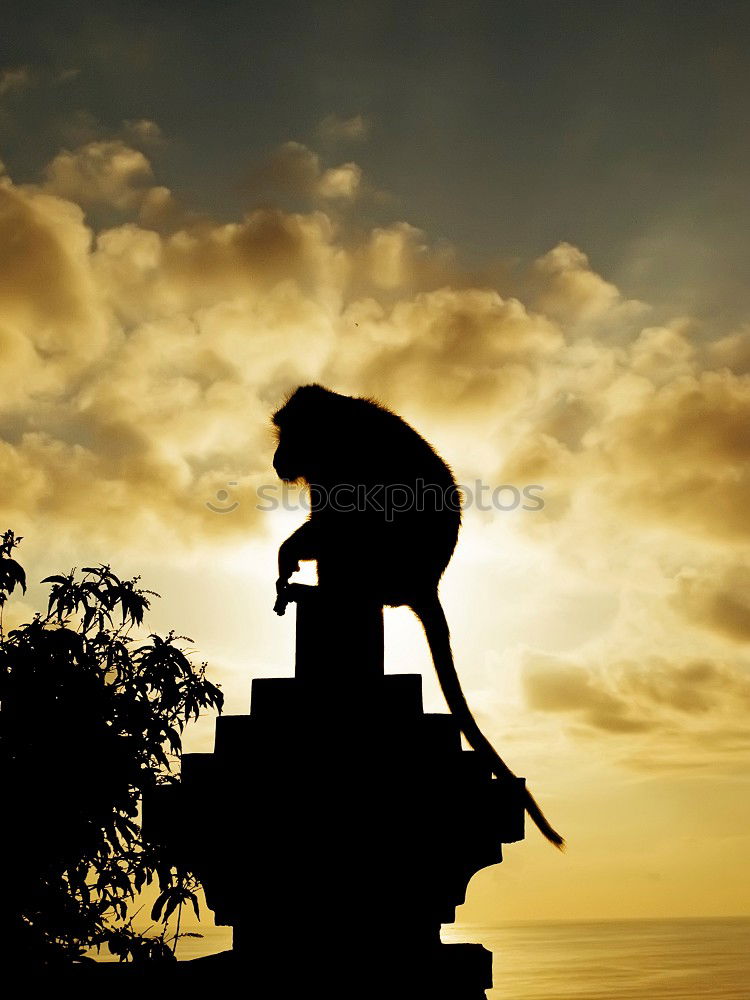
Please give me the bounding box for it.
[146,584,526,998]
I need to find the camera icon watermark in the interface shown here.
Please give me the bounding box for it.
[206,482,240,514]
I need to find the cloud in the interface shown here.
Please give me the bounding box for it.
[246,142,321,200]
[363,222,441,290]
[316,113,371,143]
[55,109,101,147]
[43,140,155,211]
[39,135,181,230]
[137,186,182,228]
[629,321,696,383]
[316,162,362,201]
[2,135,750,585]
[674,566,750,643]
[0,182,109,409]
[0,169,350,546]
[244,141,363,204]
[2,153,564,548]
[0,65,81,102]
[529,242,646,328]
[493,305,750,546]
[0,182,243,547]
[601,369,750,540]
[523,651,750,770]
[55,68,81,84]
[329,285,564,421]
[0,67,32,97]
[123,118,165,147]
[3,132,750,796]
[522,653,655,733]
[704,324,750,374]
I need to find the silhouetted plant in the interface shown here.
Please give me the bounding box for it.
[0,530,223,965]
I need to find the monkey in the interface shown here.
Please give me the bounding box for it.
[271,384,564,849]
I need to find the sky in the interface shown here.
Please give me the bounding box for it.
[1,0,749,932]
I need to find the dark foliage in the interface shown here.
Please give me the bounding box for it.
[0,530,223,964]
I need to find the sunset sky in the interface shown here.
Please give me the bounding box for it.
[1,1,749,931]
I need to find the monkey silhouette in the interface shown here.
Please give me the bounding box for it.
[272,384,564,849]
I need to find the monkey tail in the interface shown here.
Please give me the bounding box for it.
[411,593,565,851]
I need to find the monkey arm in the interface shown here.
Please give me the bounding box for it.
[274,519,321,615]
[278,519,319,580]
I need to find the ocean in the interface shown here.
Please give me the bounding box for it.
[175,916,749,998]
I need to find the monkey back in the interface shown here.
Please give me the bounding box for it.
[273,385,461,606]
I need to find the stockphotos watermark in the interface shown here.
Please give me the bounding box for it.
[206,480,545,518]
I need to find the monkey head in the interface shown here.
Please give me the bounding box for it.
[271,384,340,484]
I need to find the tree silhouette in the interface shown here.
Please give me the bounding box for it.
[0,530,223,965]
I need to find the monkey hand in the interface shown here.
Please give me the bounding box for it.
[273,577,290,616]
[274,578,310,615]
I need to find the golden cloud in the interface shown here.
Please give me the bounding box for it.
[523,651,750,771]
[529,242,646,327]
[122,118,165,147]
[245,141,363,204]
[3,135,750,800]
[705,324,750,374]
[43,140,155,211]
[673,565,750,643]
[522,653,654,733]
[316,113,371,143]
[602,370,750,540]
[329,286,564,421]
[1,138,749,571]
[316,162,362,201]
[0,182,109,409]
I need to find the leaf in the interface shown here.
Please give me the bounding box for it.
[0,558,26,596]
[150,890,168,922]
